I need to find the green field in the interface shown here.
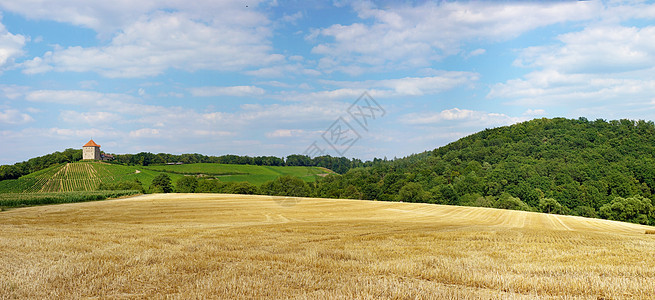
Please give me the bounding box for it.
[144,163,329,185]
[0,162,330,194]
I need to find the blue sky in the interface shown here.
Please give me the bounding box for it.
[2,0,655,164]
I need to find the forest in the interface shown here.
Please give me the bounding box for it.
[308,117,655,224]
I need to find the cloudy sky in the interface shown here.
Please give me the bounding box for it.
[2,0,655,164]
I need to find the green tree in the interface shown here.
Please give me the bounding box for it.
[495,193,531,211]
[539,198,566,214]
[397,182,429,203]
[195,179,226,193]
[150,173,172,193]
[261,175,310,197]
[599,196,654,225]
[176,176,198,193]
[227,182,259,195]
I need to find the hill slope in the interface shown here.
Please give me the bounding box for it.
[314,117,655,224]
[0,161,328,193]
[144,163,328,185]
[1,194,653,298]
[0,162,146,193]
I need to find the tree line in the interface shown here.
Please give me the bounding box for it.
[110,153,371,174]
[0,150,374,181]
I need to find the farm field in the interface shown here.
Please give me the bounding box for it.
[144,163,329,185]
[0,162,328,194]
[0,162,167,193]
[1,194,654,298]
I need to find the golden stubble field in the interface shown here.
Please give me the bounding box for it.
[1,194,655,299]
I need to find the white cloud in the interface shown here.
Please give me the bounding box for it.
[192,130,234,137]
[48,127,112,139]
[466,48,486,58]
[490,24,655,114]
[21,11,282,77]
[129,128,160,138]
[402,108,525,126]
[265,129,307,138]
[310,1,599,73]
[523,109,546,116]
[189,85,266,97]
[322,72,478,96]
[244,62,321,78]
[281,11,303,24]
[0,18,26,69]
[25,90,137,105]
[0,109,33,124]
[0,84,29,99]
[514,26,655,74]
[0,0,271,37]
[59,110,121,125]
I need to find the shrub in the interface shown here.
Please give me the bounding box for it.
[495,193,531,211]
[397,182,429,203]
[260,175,310,197]
[176,176,198,193]
[150,173,173,193]
[539,198,568,214]
[599,196,654,225]
[227,182,259,195]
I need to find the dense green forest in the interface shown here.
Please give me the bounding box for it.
[309,117,655,224]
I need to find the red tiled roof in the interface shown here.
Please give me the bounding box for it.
[83,139,101,148]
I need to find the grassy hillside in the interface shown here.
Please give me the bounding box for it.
[145,163,329,185]
[1,194,653,298]
[0,161,328,194]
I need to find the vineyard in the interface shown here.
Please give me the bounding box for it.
[0,162,148,193]
[0,162,327,194]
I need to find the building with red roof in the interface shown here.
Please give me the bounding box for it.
[83,139,101,160]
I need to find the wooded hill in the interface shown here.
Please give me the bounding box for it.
[313,117,655,225]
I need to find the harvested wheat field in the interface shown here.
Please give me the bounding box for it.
[1,194,655,299]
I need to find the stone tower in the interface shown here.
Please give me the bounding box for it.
[83,139,101,160]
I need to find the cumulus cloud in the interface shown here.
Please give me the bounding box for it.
[322,72,478,97]
[25,90,137,105]
[265,129,308,138]
[0,18,26,69]
[310,1,599,73]
[523,109,546,116]
[0,0,271,37]
[490,24,655,114]
[189,85,266,97]
[0,109,33,124]
[129,128,160,138]
[20,11,282,77]
[59,110,121,125]
[402,108,525,126]
[514,26,655,74]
